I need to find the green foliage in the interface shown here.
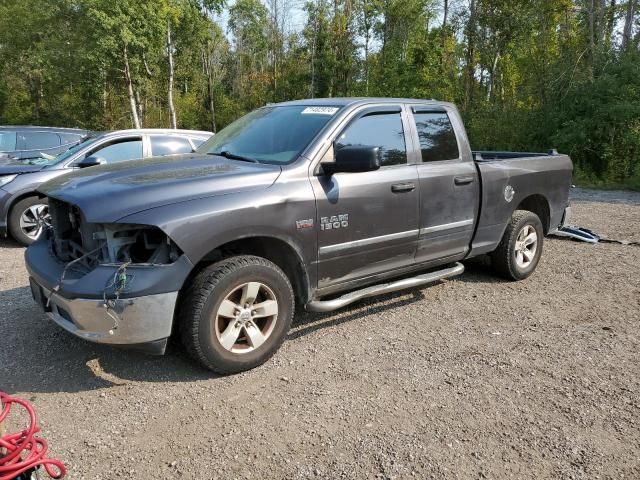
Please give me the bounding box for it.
[0,0,638,188]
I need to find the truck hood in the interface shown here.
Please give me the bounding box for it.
[39,153,282,222]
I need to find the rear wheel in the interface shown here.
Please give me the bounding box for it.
[179,255,294,374]
[491,210,544,280]
[8,196,50,246]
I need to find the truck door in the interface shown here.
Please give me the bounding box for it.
[311,106,420,291]
[408,106,479,263]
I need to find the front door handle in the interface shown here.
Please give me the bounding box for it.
[391,182,416,193]
[454,175,474,185]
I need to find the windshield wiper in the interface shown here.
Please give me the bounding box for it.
[210,150,259,163]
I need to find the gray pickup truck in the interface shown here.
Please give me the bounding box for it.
[25,98,573,374]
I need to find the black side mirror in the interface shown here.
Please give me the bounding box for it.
[77,155,106,168]
[322,145,381,175]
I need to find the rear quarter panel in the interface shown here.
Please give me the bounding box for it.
[470,154,572,256]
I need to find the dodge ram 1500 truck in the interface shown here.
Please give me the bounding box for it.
[25,98,573,374]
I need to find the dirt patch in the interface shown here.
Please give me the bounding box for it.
[1,188,639,479]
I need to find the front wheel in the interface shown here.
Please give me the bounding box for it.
[490,210,544,281]
[8,196,50,246]
[178,255,294,374]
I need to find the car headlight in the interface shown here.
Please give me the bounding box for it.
[97,224,183,264]
[0,174,17,188]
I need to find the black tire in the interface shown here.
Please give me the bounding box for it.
[178,255,294,374]
[490,210,544,281]
[8,196,49,246]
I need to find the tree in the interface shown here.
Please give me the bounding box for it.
[84,0,167,128]
[0,0,638,188]
[228,0,271,109]
[622,0,637,49]
[303,0,334,97]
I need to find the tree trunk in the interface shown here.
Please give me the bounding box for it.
[135,88,143,125]
[143,51,154,76]
[123,44,141,129]
[589,0,596,54]
[606,0,617,46]
[364,33,369,94]
[440,0,449,65]
[209,82,216,133]
[622,0,637,49]
[362,5,371,95]
[442,0,449,28]
[167,21,177,129]
[464,0,477,109]
[270,0,280,96]
[597,0,607,43]
[310,24,316,98]
[102,67,107,113]
[206,67,216,133]
[202,43,217,132]
[487,50,500,102]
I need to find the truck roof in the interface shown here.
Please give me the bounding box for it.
[274,97,456,109]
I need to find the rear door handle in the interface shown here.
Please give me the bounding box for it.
[391,182,416,193]
[454,176,474,185]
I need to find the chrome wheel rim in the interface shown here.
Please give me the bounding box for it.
[514,224,538,268]
[19,204,50,240]
[214,281,278,354]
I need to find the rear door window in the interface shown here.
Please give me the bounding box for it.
[19,132,61,150]
[59,133,85,145]
[0,131,17,151]
[150,135,194,156]
[89,139,143,163]
[336,112,407,167]
[411,111,460,162]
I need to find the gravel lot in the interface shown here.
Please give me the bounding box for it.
[1,188,639,479]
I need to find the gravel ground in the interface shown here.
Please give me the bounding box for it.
[1,188,639,479]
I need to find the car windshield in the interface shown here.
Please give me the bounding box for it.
[197,105,341,164]
[26,135,98,166]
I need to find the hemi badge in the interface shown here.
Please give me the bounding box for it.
[296,219,314,229]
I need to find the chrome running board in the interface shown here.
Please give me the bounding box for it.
[306,262,465,313]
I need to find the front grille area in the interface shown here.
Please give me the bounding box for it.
[48,198,103,271]
[47,198,183,270]
[48,197,73,246]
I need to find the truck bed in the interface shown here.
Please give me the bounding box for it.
[468,149,573,257]
[472,150,560,161]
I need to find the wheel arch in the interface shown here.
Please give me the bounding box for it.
[5,190,47,224]
[515,194,550,234]
[181,235,311,306]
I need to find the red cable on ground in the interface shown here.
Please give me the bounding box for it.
[0,392,66,480]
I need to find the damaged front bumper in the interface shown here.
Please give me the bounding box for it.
[25,235,194,354]
[29,278,177,354]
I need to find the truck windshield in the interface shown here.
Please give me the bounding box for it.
[197,105,340,164]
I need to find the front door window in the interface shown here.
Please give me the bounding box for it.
[336,112,407,167]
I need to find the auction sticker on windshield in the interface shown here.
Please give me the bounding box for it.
[301,107,339,115]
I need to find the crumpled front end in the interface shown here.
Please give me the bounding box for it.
[25,197,194,353]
